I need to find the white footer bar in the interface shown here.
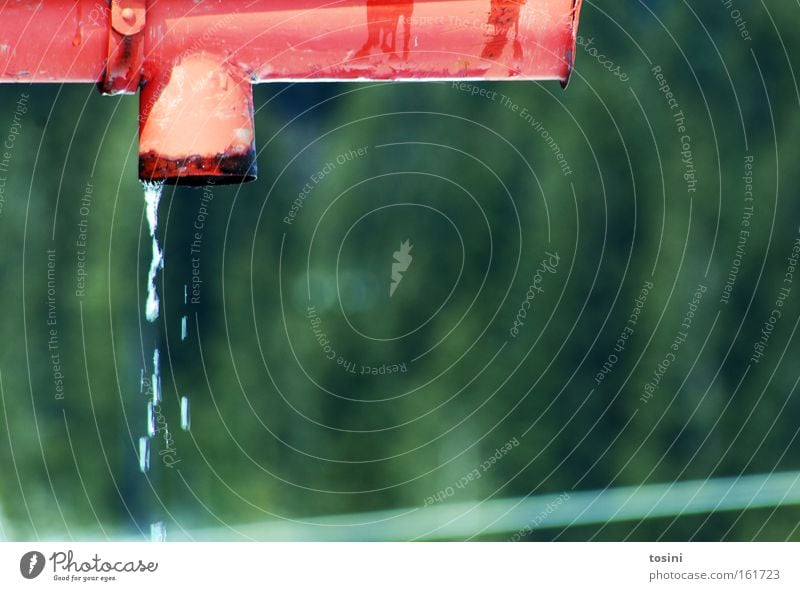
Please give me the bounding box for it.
[1,542,798,590]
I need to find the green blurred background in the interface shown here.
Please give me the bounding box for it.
[1,0,799,541]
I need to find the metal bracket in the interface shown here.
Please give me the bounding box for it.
[101,0,146,95]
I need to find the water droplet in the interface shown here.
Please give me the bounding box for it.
[180,396,191,431]
[147,401,156,437]
[152,375,161,405]
[72,24,83,47]
[181,315,188,341]
[143,181,161,238]
[151,348,161,404]
[143,181,165,323]
[121,7,136,24]
[184,284,188,305]
[140,368,144,393]
[138,437,150,473]
[145,241,163,322]
[150,521,166,542]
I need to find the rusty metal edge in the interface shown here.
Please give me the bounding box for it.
[561,0,584,89]
[139,150,258,186]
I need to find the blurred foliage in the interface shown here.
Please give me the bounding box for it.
[0,1,799,541]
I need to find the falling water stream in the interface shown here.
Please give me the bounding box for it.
[141,181,167,540]
[143,181,164,323]
[139,181,194,541]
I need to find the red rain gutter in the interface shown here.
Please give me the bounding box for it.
[0,0,583,185]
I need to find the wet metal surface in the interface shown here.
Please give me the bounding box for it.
[139,150,257,186]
